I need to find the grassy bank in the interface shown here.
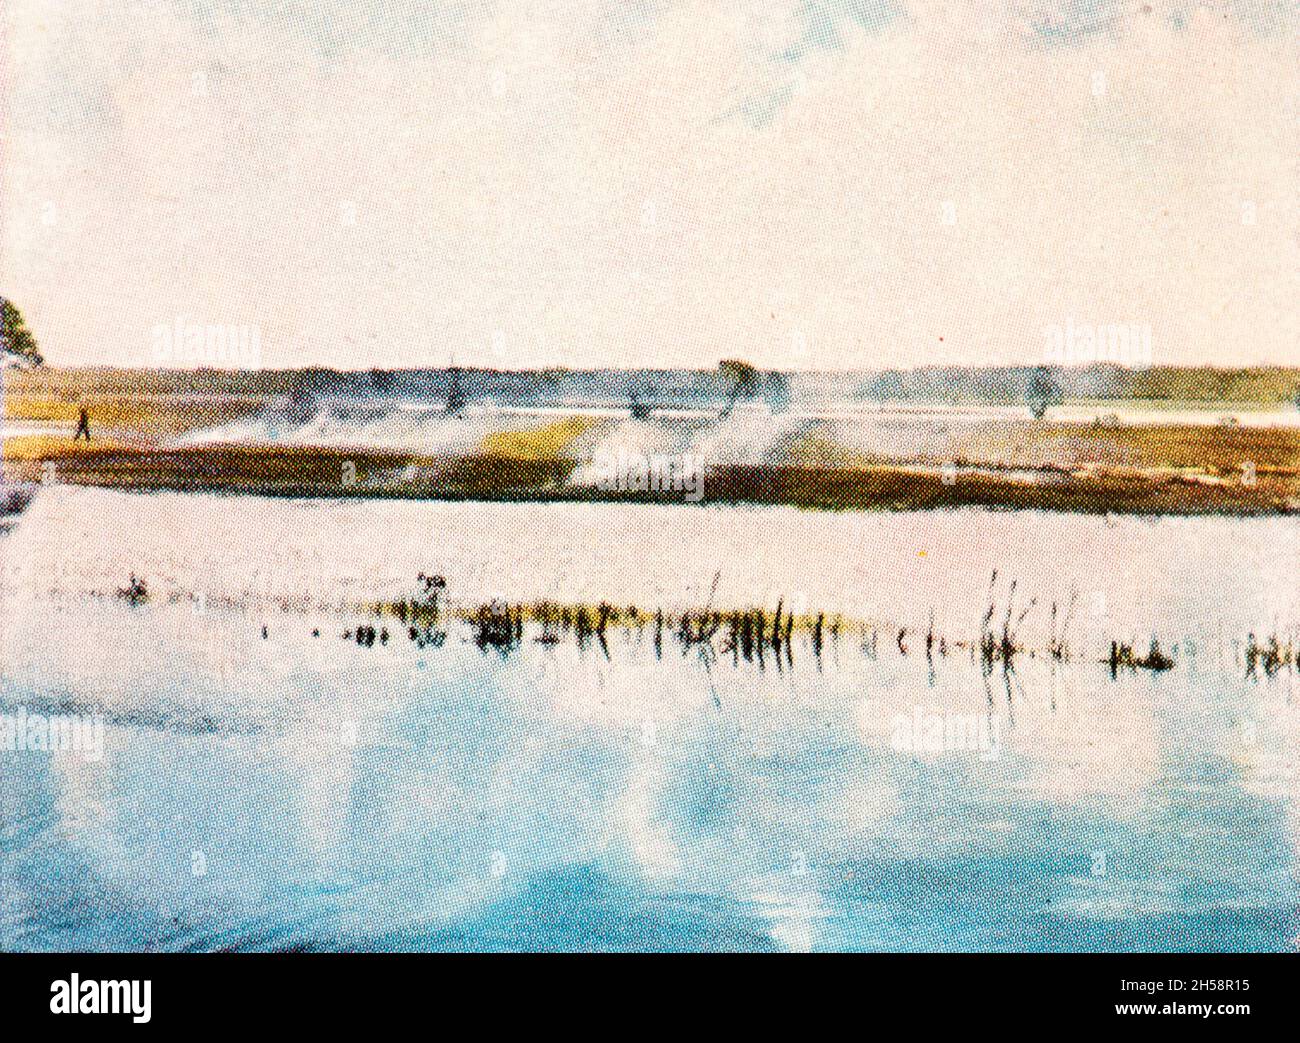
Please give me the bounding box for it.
[4,439,1297,515]
[6,368,1299,514]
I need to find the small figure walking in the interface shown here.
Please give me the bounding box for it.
[73,405,91,442]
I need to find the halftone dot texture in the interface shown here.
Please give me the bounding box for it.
[1,2,1298,954]
[1,1,1296,371]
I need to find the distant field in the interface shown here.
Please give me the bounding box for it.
[6,362,1300,405]
[4,392,267,436]
[5,367,1299,514]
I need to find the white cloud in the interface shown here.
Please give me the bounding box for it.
[2,0,1295,369]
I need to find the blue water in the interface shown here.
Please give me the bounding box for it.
[1,490,1298,951]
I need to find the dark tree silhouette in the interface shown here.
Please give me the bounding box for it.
[718,359,759,418]
[1,298,44,366]
[1026,366,1064,419]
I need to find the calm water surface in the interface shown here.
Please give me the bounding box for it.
[1,489,1297,951]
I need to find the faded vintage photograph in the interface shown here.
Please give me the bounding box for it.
[2,1,1298,963]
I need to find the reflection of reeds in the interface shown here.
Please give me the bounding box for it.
[361,575,951,673]
[1245,632,1297,677]
[116,572,149,605]
[1047,589,1077,661]
[342,574,1296,681]
[371,582,853,669]
[1108,638,1175,675]
[470,600,519,652]
[978,572,1035,669]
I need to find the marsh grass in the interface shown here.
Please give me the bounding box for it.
[1245,632,1299,678]
[361,571,1078,677]
[353,569,1300,683]
[1108,638,1176,676]
[98,566,1295,682]
[476,416,595,461]
[5,396,1299,513]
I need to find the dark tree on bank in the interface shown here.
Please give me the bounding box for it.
[718,359,760,418]
[1,298,44,366]
[1026,366,1064,419]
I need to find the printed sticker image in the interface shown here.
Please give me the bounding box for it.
[2,1,1298,954]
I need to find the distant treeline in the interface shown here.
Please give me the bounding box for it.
[861,365,1300,404]
[6,364,1300,406]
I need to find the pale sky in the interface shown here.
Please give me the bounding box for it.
[2,1,1296,370]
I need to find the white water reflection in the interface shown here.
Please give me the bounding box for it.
[1,489,1297,951]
